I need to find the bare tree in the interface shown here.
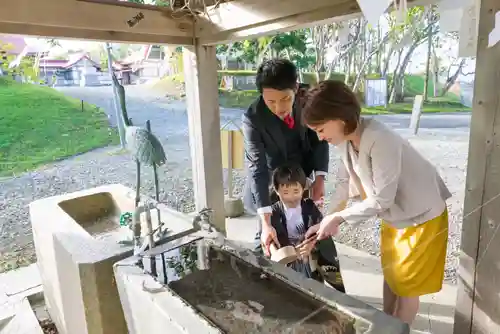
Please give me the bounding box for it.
[440,58,467,96]
[309,24,336,82]
[324,19,363,80]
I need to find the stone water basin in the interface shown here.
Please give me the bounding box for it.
[58,190,154,244]
[30,184,196,334]
[114,233,410,334]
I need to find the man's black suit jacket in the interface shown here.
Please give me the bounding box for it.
[242,88,329,211]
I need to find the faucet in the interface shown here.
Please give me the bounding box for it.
[192,208,214,231]
[132,201,157,255]
[192,208,225,246]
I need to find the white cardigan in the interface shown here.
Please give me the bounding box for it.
[328,118,451,229]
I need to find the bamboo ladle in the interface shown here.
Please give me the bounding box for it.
[269,233,319,265]
[269,243,298,265]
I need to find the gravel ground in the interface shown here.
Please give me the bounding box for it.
[0,85,471,284]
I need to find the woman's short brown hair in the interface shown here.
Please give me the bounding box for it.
[302,80,361,135]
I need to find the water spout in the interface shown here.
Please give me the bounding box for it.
[132,201,157,255]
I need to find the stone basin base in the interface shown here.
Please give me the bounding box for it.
[114,233,410,334]
[29,184,195,334]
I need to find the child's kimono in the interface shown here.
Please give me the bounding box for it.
[256,198,346,293]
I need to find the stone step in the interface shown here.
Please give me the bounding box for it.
[0,264,45,334]
[0,299,43,334]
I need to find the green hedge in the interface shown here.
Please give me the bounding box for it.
[218,70,256,77]
[217,71,346,86]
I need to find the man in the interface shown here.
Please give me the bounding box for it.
[242,59,329,254]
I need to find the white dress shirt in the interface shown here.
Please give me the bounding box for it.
[283,204,306,243]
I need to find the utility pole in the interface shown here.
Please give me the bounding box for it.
[105,42,125,148]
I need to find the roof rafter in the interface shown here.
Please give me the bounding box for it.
[1,0,195,45]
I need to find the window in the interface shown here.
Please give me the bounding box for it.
[63,70,73,81]
[148,46,165,60]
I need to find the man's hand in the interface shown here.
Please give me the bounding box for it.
[260,214,280,256]
[311,175,325,207]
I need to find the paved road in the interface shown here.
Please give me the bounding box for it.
[58,85,471,138]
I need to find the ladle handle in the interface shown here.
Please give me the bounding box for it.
[295,233,318,249]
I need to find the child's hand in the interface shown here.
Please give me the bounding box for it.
[296,240,316,259]
[295,231,318,259]
[261,224,280,257]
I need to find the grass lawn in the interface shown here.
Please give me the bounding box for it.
[218,89,471,114]
[0,77,118,176]
[363,98,471,114]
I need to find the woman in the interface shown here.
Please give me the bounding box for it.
[301,80,451,325]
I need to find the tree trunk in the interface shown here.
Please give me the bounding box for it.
[423,27,433,101]
[105,43,125,148]
[389,50,404,104]
[392,41,422,102]
[352,32,391,91]
[431,48,439,97]
[344,53,352,85]
[382,47,394,77]
[324,20,363,81]
[441,59,466,96]
[375,25,382,74]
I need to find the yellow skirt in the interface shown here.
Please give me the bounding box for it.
[381,209,449,297]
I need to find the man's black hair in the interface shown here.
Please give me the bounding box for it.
[256,59,298,93]
[272,165,307,190]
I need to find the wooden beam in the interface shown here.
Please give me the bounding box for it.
[3,0,193,38]
[0,23,194,45]
[182,44,225,231]
[454,0,500,333]
[196,0,436,45]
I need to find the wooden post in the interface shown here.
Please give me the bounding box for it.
[454,1,500,333]
[182,44,225,232]
[227,130,233,198]
[409,95,423,135]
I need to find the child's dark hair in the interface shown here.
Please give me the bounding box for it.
[272,165,307,190]
[256,59,298,93]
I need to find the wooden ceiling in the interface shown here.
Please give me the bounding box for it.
[1,0,434,45]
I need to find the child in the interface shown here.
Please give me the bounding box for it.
[257,165,346,293]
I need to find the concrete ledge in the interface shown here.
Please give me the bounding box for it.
[114,256,222,334]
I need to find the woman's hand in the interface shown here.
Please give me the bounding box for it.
[304,224,320,239]
[306,214,344,240]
